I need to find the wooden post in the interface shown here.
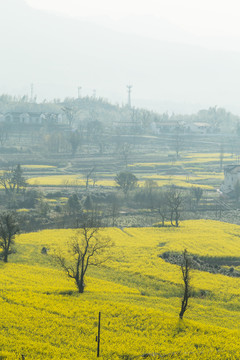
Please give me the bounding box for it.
[97,312,101,357]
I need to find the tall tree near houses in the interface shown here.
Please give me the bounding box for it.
[68,130,81,157]
[62,106,75,127]
[0,212,20,263]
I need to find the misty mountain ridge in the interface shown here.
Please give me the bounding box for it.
[1,0,240,114]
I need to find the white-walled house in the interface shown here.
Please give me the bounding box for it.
[220,165,240,195]
[188,122,212,134]
[2,112,63,125]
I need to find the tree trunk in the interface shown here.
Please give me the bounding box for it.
[175,212,179,227]
[76,273,85,293]
[3,252,8,263]
[161,216,165,227]
[179,284,189,319]
[77,280,84,293]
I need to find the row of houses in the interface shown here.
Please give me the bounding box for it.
[151,121,219,134]
[0,112,64,125]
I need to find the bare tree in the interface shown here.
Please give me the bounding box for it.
[67,193,82,216]
[62,106,75,127]
[191,187,203,208]
[0,165,27,208]
[179,249,191,319]
[109,195,120,227]
[0,212,20,262]
[54,215,113,293]
[144,179,158,211]
[0,165,26,194]
[166,187,183,227]
[84,167,96,190]
[156,191,169,226]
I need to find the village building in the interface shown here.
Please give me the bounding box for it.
[220,165,240,195]
[151,120,186,134]
[1,111,64,125]
[187,122,211,134]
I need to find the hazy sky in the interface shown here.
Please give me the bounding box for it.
[2,0,240,113]
[26,0,240,51]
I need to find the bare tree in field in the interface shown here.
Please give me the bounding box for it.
[0,212,19,263]
[191,187,203,208]
[166,187,183,227]
[109,194,120,227]
[156,191,168,226]
[179,249,191,319]
[54,215,113,293]
[84,167,96,189]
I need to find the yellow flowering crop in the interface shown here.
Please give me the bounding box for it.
[22,165,56,169]
[27,175,115,187]
[1,220,240,358]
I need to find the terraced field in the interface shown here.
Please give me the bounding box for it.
[23,152,234,191]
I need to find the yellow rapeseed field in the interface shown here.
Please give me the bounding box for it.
[1,220,240,359]
[27,175,115,187]
[24,151,233,190]
[22,165,56,169]
[27,174,213,189]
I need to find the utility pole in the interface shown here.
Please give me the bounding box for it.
[96,312,101,357]
[78,86,82,98]
[126,85,132,108]
[30,83,34,102]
